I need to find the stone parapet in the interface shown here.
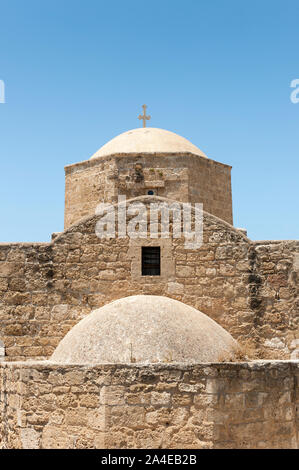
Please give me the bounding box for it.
[0,361,298,449]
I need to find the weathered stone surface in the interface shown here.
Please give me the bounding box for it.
[65,133,233,228]
[0,206,297,362]
[51,295,238,364]
[0,126,298,451]
[0,361,298,449]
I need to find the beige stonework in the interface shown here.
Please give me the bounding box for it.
[128,238,175,281]
[0,200,297,362]
[0,361,298,449]
[0,126,298,449]
[64,153,233,228]
[50,296,239,364]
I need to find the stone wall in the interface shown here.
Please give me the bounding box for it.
[0,199,298,361]
[64,158,117,229]
[64,153,233,228]
[0,362,22,448]
[251,241,299,359]
[0,361,298,449]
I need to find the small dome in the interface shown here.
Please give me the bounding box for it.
[51,295,238,364]
[90,128,207,159]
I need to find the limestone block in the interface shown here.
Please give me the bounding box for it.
[100,386,126,405]
[20,428,40,449]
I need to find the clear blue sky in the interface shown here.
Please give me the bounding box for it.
[0,0,298,242]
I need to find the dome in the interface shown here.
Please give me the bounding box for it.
[90,128,207,159]
[51,295,238,364]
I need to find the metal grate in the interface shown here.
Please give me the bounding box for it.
[142,247,161,276]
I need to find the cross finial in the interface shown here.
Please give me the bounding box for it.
[138,104,151,128]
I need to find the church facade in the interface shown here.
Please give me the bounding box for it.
[0,120,298,448]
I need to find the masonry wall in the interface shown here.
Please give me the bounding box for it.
[64,153,233,228]
[250,241,299,359]
[0,201,298,362]
[0,361,298,449]
[0,363,22,448]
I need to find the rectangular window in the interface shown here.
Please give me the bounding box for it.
[142,247,161,276]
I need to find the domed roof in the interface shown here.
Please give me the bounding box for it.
[90,128,207,159]
[51,295,238,364]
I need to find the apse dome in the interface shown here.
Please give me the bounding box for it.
[51,295,238,364]
[90,128,207,159]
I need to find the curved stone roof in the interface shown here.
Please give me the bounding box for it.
[51,295,238,364]
[90,128,207,159]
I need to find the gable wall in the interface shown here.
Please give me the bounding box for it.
[0,205,298,362]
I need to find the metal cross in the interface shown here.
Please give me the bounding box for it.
[138,104,151,128]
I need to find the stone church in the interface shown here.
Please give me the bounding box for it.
[0,109,298,448]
